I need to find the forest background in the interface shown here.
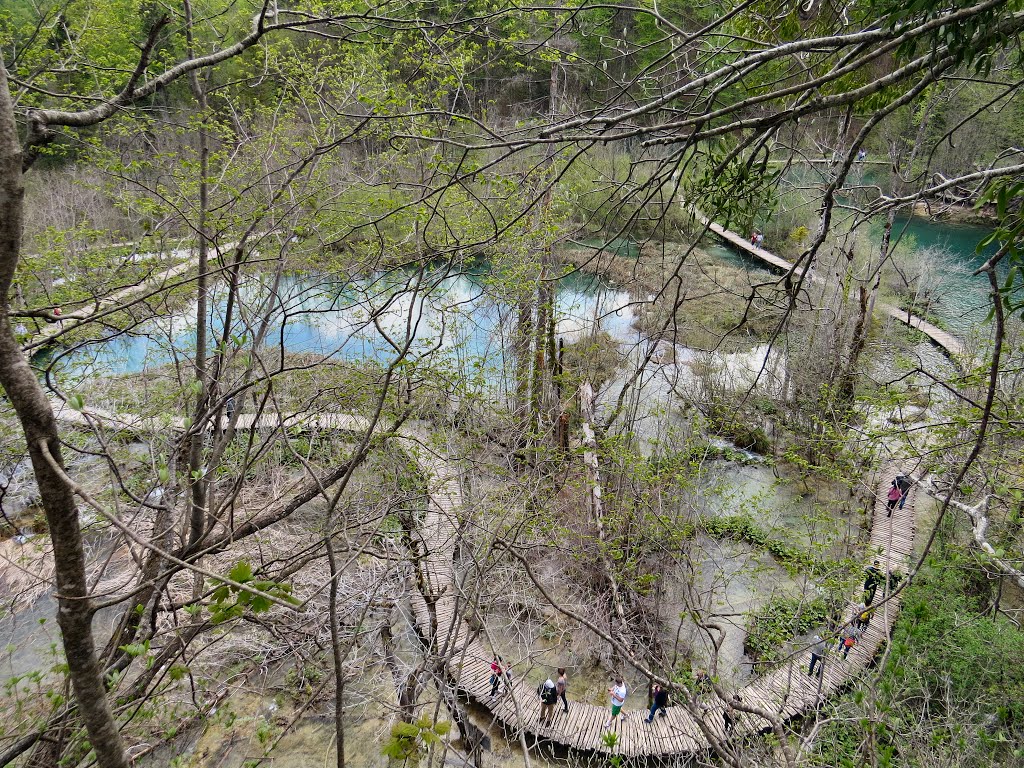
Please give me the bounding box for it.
[2,0,1024,767]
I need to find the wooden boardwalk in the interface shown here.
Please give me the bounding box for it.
[46,395,917,755]
[696,214,965,359]
[405,443,918,756]
[49,399,371,436]
[23,246,201,352]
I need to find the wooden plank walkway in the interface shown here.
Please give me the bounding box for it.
[766,158,890,167]
[23,232,268,352]
[49,399,372,436]
[44,393,918,755]
[694,213,965,359]
[23,245,201,352]
[405,453,917,756]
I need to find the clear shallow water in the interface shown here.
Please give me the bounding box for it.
[53,266,637,378]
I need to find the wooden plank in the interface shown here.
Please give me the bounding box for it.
[402,445,919,758]
[691,215,962,357]
[564,708,587,750]
[587,704,611,752]
[563,705,591,750]
[621,712,641,755]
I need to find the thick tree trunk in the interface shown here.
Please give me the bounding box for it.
[0,59,130,768]
[532,283,548,428]
[514,299,533,423]
[607,2,635,99]
[326,534,346,768]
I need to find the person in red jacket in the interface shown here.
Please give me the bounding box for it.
[885,480,902,517]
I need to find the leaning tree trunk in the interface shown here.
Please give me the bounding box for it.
[0,58,130,768]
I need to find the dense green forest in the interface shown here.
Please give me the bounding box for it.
[2,1,1024,767]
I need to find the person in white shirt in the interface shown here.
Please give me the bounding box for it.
[605,677,627,727]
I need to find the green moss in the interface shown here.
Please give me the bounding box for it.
[681,513,824,573]
[744,595,834,663]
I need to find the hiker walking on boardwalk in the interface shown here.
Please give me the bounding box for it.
[605,677,627,727]
[645,683,669,723]
[489,655,505,698]
[538,678,558,726]
[886,568,904,593]
[885,480,902,516]
[854,605,873,631]
[838,629,858,659]
[808,634,826,676]
[864,560,884,605]
[556,668,569,714]
[895,473,913,509]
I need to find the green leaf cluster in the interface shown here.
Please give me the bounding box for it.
[207,560,297,624]
[744,594,835,663]
[811,546,1024,767]
[381,716,451,761]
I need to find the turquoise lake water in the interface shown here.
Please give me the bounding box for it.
[51,205,997,380]
[707,213,996,338]
[54,265,639,377]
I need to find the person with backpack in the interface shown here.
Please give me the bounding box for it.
[838,629,858,659]
[605,677,627,728]
[853,605,873,631]
[885,480,902,516]
[895,474,913,509]
[645,683,669,723]
[863,560,884,605]
[556,668,569,714]
[538,678,558,726]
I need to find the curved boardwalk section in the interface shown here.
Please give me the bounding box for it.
[45,397,916,755]
[407,455,916,757]
[48,399,371,436]
[695,214,964,359]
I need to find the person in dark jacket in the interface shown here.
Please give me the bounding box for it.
[864,560,884,604]
[539,678,558,726]
[645,683,669,723]
[808,634,826,676]
[895,474,913,510]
